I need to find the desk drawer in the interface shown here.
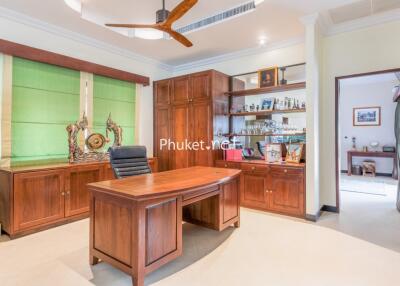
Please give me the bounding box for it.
[241,163,269,174]
[269,166,304,176]
[183,185,219,203]
[215,161,241,169]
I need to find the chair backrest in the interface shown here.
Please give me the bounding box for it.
[109,146,151,179]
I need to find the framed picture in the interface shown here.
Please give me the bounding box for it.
[261,98,275,111]
[286,143,304,163]
[353,106,381,126]
[258,67,278,88]
[265,144,283,163]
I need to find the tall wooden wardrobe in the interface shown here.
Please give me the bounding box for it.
[154,70,230,171]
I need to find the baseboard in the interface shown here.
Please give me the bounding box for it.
[321,205,339,213]
[305,210,321,222]
[341,170,392,177]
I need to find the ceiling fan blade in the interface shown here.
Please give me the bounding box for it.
[165,0,198,26]
[105,23,157,29]
[166,29,193,47]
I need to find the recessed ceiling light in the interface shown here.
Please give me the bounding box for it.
[64,0,81,13]
[258,36,267,47]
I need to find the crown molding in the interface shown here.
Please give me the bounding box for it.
[173,36,305,74]
[0,7,173,72]
[325,8,400,37]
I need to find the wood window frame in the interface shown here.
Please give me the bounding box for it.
[0,39,149,86]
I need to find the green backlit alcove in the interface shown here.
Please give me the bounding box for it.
[10,58,136,163]
[11,57,80,162]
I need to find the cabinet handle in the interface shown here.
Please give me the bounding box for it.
[251,166,255,171]
[61,192,65,196]
[284,169,288,173]
[66,191,71,195]
[225,164,228,168]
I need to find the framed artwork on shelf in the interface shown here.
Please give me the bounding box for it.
[258,67,278,88]
[353,106,381,126]
[261,98,275,111]
[265,144,283,163]
[286,143,304,163]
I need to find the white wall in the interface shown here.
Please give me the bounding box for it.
[339,81,397,174]
[321,20,400,206]
[173,43,305,76]
[0,16,172,156]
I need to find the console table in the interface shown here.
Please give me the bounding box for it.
[88,166,241,286]
[347,151,398,179]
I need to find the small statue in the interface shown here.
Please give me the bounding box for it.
[66,113,88,163]
[106,113,123,147]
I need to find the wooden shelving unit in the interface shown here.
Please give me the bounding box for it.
[229,108,306,117]
[225,82,306,97]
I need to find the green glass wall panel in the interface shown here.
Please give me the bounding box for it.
[93,75,136,148]
[11,57,80,162]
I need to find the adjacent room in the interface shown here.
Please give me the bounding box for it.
[0,0,400,286]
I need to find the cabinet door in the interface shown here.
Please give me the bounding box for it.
[14,170,64,232]
[65,165,102,217]
[268,169,305,216]
[172,76,190,105]
[154,79,171,106]
[171,104,191,169]
[240,172,268,209]
[154,106,171,171]
[191,72,210,102]
[191,101,212,167]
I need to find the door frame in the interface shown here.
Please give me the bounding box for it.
[335,67,400,212]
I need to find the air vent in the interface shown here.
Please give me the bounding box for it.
[176,1,256,34]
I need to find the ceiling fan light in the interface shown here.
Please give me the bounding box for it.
[64,0,81,13]
[134,29,164,40]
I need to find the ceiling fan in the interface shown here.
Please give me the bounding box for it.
[105,0,198,47]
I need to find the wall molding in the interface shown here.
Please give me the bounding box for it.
[173,37,305,74]
[0,7,173,73]
[323,8,400,37]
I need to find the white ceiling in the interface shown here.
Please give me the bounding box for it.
[0,0,365,65]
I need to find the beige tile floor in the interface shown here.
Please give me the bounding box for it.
[1,174,400,286]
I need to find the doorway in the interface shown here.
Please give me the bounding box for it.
[328,69,400,252]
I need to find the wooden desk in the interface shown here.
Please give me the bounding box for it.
[87,166,241,286]
[347,151,398,179]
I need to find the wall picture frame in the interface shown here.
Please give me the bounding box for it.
[353,106,381,126]
[265,143,283,163]
[286,143,304,163]
[258,67,278,88]
[261,98,275,111]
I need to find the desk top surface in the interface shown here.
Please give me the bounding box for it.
[87,166,241,199]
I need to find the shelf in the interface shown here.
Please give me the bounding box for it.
[229,108,306,117]
[225,82,306,97]
[223,132,306,137]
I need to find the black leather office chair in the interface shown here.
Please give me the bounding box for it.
[109,146,151,179]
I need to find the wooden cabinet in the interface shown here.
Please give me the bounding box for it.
[268,167,304,217]
[0,158,158,238]
[241,172,268,210]
[14,170,65,232]
[154,70,230,171]
[171,103,191,169]
[216,160,305,218]
[65,165,102,217]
